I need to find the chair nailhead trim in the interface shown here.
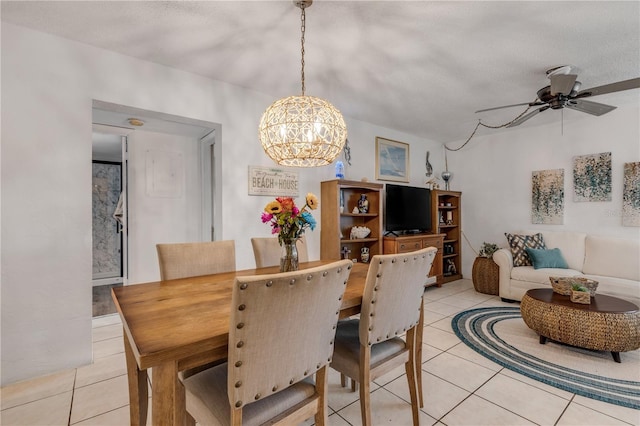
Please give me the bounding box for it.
[237,341,244,348]
[255,393,261,400]
[316,363,321,369]
[289,279,296,285]
[323,271,328,276]
[240,283,248,290]
[238,304,246,311]
[266,280,273,287]
[235,361,242,367]
[235,401,242,407]
[236,323,244,329]
[304,370,309,375]
[235,381,242,388]
[290,379,294,384]
[392,259,396,263]
[306,275,313,281]
[272,385,278,392]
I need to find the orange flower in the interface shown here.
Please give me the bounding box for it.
[276,197,295,212]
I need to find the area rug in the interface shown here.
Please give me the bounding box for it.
[451,307,640,409]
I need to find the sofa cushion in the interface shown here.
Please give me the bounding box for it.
[505,233,546,267]
[539,231,587,271]
[580,274,640,307]
[511,266,580,285]
[525,247,569,269]
[583,236,640,281]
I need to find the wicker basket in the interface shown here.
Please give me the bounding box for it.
[568,277,599,296]
[550,276,599,296]
[549,277,573,295]
[570,290,591,304]
[472,257,499,295]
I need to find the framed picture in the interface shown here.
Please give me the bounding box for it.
[375,137,409,182]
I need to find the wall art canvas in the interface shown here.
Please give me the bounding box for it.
[573,152,612,202]
[375,137,409,182]
[531,169,564,225]
[622,162,640,227]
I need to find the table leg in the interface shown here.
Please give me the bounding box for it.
[124,332,148,426]
[539,335,547,344]
[612,352,621,363]
[153,361,188,426]
[416,296,424,408]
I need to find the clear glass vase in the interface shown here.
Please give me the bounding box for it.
[280,239,299,272]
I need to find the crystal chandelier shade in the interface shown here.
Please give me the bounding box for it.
[258,0,347,167]
[259,95,347,167]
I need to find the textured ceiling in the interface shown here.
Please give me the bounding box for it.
[3,1,639,143]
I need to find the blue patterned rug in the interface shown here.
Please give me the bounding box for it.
[452,307,640,409]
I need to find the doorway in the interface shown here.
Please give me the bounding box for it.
[91,101,220,316]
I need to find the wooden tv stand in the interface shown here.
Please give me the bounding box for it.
[383,233,445,286]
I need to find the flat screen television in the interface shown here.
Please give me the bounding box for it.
[384,184,432,235]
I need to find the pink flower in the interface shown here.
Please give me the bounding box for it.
[292,206,300,216]
[261,212,273,223]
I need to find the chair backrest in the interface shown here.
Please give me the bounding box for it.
[359,247,437,346]
[156,240,236,280]
[228,259,352,409]
[251,236,309,268]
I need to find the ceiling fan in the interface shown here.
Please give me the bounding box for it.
[476,65,640,127]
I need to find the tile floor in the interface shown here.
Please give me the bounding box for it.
[2,279,639,425]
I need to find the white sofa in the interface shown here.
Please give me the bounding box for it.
[493,230,640,307]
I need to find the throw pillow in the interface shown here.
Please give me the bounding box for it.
[504,233,546,267]
[525,247,569,269]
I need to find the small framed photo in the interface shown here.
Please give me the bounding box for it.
[375,137,409,182]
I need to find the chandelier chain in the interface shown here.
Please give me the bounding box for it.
[445,99,538,151]
[300,6,306,96]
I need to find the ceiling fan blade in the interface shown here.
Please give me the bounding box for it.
[475,101,544,113]
[565,99,617,116]
[550,74,577,95]
[575,77,640,98]
[506,106,549,128]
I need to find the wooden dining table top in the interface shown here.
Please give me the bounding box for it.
[112,260,369,371]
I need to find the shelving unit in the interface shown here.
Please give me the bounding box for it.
[321,179,383,261]
[431,190,462,283]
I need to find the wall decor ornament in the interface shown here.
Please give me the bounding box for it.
[573,152,612,202]
[375,137,409,182]
[531,169,564,225]
[622,162,640,227]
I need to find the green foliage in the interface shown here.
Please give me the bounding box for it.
[478,242,499,258]
[571,284,589,292]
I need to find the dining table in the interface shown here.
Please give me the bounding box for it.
[112,259,433,426]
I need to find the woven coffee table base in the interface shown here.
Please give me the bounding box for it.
[521,293,640,363]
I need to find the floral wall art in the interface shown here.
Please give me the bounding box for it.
[531,169,564,225]
[623,162,640,227]
[573,152,612,202]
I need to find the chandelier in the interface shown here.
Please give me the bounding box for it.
[258,0,347,167]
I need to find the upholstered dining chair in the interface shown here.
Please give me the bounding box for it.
[156,240,237,389]
[251,235,309,268]
[330,247,437,426]
[180,259,353,426]
[156,240,236,280]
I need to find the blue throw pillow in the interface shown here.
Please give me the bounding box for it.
[525,247,569,269]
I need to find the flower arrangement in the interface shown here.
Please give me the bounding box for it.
[478,242,499,258]
[261,193,319,245]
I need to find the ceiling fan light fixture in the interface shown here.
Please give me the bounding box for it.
[258,0,347,167]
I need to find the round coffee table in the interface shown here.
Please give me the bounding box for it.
[520,288,640,363]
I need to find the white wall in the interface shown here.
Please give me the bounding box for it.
[449,102,640,279]
[0,23,440,385]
